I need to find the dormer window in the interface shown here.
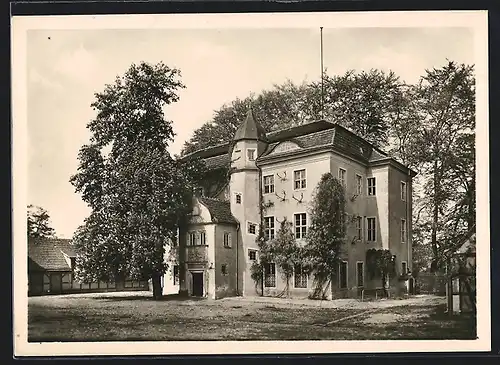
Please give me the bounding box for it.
[247,149,256,161]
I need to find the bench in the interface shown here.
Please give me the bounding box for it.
[360,287,388,302]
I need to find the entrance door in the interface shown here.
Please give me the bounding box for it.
[50,273,62,293]
[192,272,204,297]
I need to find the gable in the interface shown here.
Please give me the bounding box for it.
[189,199,212,224]
[267,141,302,156]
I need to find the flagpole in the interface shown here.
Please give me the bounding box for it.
[320,26,324,119]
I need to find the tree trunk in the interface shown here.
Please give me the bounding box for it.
[382,275,388,298]
[431,160,439,269]
[151,272,162,300]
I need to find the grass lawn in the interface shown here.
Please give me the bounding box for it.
[28,292,476,342]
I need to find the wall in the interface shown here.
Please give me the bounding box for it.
[258,149,396,298]
[388,165,412,293]
[229,139,262,296]
[214,223,238,298]
[259,151,331,298]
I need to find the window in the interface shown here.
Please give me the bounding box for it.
[402,261,408,275]
[294,264,308,288]
[221,264,228,276]
[188,232,197,246]
[294,169,306,190]
[235,193,242,204]
[355,216,363,240]
[264,216,275,240]
[401,219,407,243]
[401,181,407,201]
[367,217,376,242]
[355,174,363,195]
[339,261,348,289]
[248,249,257,261]
[223,232,232,248]
[264,263,276,287]
[173,265,179,285]
[356,262,364,287]
[247,148,256,161]
[367,177,376,196]
[338,168,346,188]
[248,223,257,235]
[294,213,307,239]
[263,175,275,194]
[199,231,206,245]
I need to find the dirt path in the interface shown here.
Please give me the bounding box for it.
[221,294,445,310]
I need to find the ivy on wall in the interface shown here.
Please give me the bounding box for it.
[366,248,396,297]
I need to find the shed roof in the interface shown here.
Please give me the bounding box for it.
[28,238,77,272]
[199,197,238,225]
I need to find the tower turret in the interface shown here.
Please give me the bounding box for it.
[229,107,268,296]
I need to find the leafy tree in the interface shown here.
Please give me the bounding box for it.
[181,81,310,155]
[27,204,55,239]
[268,218,302,297]
[181,70,406,154]
[305,173,346,297]
[409,61,475,270]
[366,248,396,297]
[316,69,406,148]
[70,61,206,299]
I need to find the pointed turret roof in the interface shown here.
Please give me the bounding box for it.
[233,107,267,142]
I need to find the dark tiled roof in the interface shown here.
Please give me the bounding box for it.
[261,128,336,158]
[28,238,77,272]
[369,148,388,162]
[267,120,335,142]
[233,108,267,142]
[204,153,230,169]
[199,197,238,225]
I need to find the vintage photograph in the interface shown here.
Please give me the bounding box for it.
[12,11,489,356]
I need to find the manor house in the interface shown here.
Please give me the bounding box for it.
[161,109,415,299]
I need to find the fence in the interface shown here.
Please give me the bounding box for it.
[414,272,447,295]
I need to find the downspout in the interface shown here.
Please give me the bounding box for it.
[256,157,264,296]
[407,168,412,292]
[236,222,240,296]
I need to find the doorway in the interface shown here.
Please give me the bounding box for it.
[50,273,62,294]
[192,272,204,297]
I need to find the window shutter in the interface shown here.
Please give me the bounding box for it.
[228,233,232,248]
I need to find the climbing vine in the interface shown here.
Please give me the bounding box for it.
[304,172,347,298]
[366,248,396,297]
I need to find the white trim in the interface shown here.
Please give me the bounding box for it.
[262,174,275,195]
[246,148,256,161]
[263,216,275,240]
[264,262,277,288]
[356,261,364,288]
[355,215,363,241]
[367,176,376,196]
[400,181,407,201]
[293,168,307,191]
[355,173,363,196]
[246,221,258,235]
[338,167,347,188]
[234,192,243,204]
[247,248,258,261]
[293,212,307,239]
[366,216,377,243]
[293,264,308,289]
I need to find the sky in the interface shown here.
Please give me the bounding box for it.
[26,25,474,239]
